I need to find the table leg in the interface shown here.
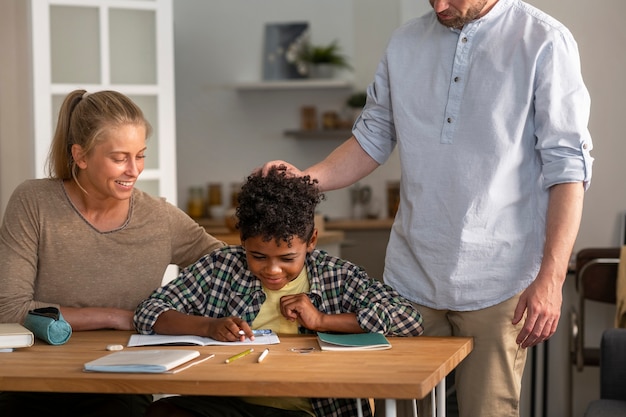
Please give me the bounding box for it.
[431,387,436,416]
[385,399,397,417]
[385,377,446,417]
[436,379,446,417]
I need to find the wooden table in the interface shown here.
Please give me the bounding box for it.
[0,331,472,417]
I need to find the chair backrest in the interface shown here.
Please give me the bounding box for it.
[576,248,621,303]
[572,248,620,371]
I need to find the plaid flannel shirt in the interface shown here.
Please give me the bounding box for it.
[135,246,424,417]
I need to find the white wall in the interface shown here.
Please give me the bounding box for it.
[0,0,34,214]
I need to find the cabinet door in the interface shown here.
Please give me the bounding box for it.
[31,0,177,205]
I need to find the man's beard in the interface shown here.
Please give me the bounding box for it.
[436,0,488,28]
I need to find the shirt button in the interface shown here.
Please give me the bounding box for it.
[462,37,468,43]
[583,143,588,150]
[447,117,452,123]
[454,76,460,82]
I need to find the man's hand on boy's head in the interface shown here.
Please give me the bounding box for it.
[279,293,323,330]
[207,317,254,342]
[257,161,303,177]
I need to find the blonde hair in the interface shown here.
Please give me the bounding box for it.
[46,89,152,180]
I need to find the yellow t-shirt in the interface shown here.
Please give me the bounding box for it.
[242,267,315,416]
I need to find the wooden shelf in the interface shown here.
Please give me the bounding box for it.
[326,218,394,230]
[234,79,352,91]
[284,129,352,139]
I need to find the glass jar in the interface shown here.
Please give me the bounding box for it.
[187,186,205,219]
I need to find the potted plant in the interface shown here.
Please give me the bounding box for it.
[291,39,352,79]
[346,92,367,109]
[345,91,367,124]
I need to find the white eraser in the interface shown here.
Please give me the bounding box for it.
[106,344,124,351]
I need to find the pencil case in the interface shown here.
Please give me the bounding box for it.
[24,307,72,345]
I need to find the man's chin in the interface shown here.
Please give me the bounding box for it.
[437,17,462,28]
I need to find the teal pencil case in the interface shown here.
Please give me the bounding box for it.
[24,307,72,345]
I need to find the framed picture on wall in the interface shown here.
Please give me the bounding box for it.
[263,22,309,80]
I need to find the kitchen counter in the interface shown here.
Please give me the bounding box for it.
[208,231,345,246]
[196,218,345,247]
[324,218,394,281]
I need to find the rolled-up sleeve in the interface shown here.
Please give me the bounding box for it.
[534,31,593,190]
[352,54,397,165]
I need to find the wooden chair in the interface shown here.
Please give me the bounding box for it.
[569,247,621,372]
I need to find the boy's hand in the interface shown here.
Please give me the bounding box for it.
[279,293,323,330]
[207,317,253,342]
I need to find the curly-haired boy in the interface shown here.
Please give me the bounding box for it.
[134,165,423,417]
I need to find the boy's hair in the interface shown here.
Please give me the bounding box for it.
[236,165,324,246]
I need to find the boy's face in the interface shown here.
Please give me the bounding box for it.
[242,231,317,291]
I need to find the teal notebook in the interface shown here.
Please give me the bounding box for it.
[316,332,391,351]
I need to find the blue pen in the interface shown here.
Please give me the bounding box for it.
[238,329,272,336]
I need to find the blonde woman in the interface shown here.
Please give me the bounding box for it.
[0,90,224,416]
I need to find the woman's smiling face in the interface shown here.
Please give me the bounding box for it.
[74,124,147,201]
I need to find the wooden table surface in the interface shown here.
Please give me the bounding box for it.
[0,331,472,401]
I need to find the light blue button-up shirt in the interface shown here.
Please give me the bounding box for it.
[353,0,593,310]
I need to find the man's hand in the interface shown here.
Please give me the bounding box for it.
[256,161,303,177]
[512,272,563,348]
[513,182,583,348]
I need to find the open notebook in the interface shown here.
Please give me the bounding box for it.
[128,332,280,347]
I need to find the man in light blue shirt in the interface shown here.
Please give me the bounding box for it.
[262,0,592,415]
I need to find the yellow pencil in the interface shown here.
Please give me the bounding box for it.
[224,348,254,364]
